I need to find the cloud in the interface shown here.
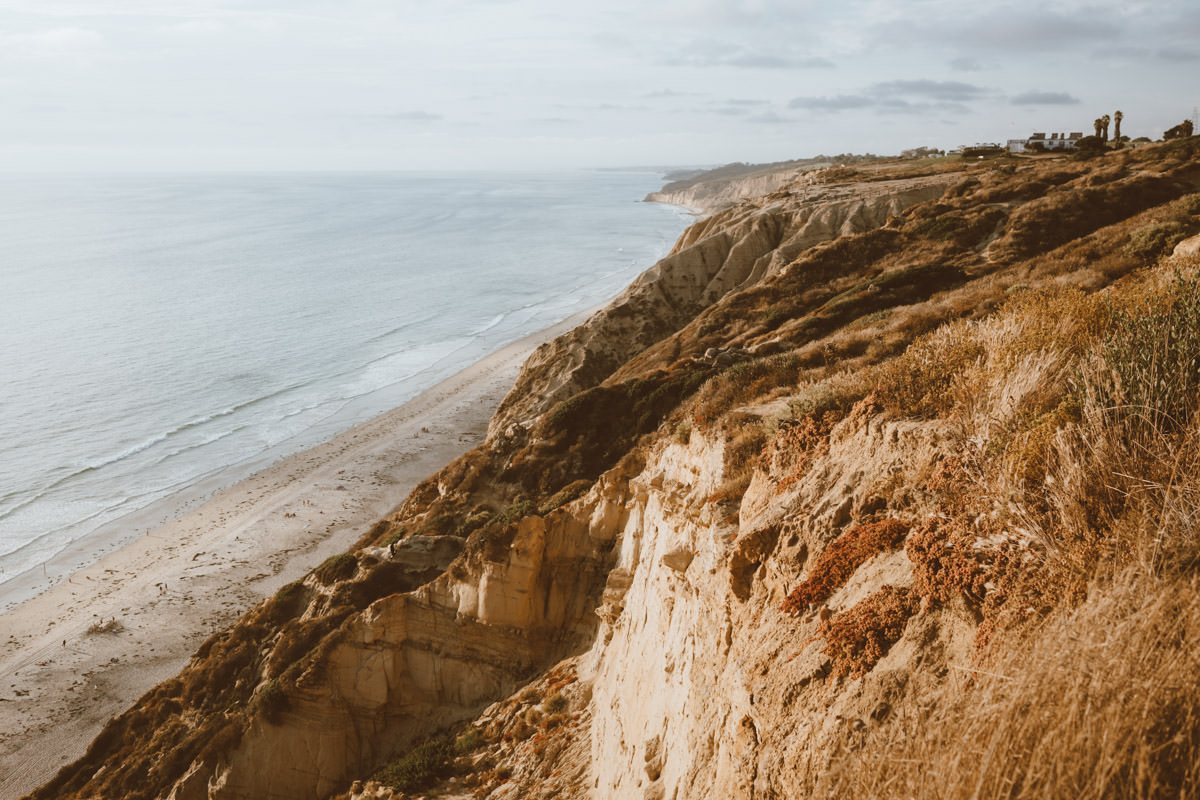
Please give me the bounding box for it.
[707,98,770,115]
[642,89,705,99]
[1158,46,1200,62]
[949,56,982,72]
[789,94,874,111]
[1105,45,1151,59]
[664,40,833,69]
[882,10,1121,53]
[1011,90,1081,105]
[388,111,443,122]
[1,27,105,63]
[653,0,820,29]
[871,79,986,102]
[790,79,987,115]
[746,111,794,124]
[965,12,1120,49]
[725,53,834,69]
[875,98,971,115]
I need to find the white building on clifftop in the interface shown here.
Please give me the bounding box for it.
[1008,131,1085,153]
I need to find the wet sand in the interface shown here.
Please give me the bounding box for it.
[0,313,582,800]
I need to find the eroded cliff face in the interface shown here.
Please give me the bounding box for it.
[580,410,968,799]
[34,139,1200,800]
[164,460,643,800]
[418,401,971,800]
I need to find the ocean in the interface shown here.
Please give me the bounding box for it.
[0,170,689,594]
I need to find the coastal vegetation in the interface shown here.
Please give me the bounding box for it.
[25,136,1200,800]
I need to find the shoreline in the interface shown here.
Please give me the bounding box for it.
[0,309,589,800]
[0,323,565,613]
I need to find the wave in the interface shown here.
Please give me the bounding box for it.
[363,310,442,345]
[0,378,321,527]
[470,313,507,336]
[0,490,136,565]
[145,421,254,469]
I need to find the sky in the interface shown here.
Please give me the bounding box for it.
[1,0,1197,171]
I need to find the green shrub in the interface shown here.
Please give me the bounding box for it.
[264,581,308,625]
[452,510,492,538]
[376,734,456,792]
[847,308,893,330]
[497,497,536,525]
[764,307,788,328]
[691,353,799,428]
[538,479,592,515]
[787,373,871,420]
[1124,221,1194,263]
[1175,193,1200,215]
[417,511,459,536]
[380,525,406,547]
[255,678,288,725]
[875,322,984,417]
[996,174,1189,260]
[273,581,304,604]
[544,692,569,714]
[454,727,484,753]
[313,553,357,585]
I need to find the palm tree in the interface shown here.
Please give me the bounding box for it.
[1114,110,1124,140]
[1094,118,1104,138]
[1101,114,1111,141]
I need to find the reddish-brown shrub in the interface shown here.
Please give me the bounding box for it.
[763,413,836,495]
[906,517,987,605]
[820,584,919,677]
[781,519,910,614]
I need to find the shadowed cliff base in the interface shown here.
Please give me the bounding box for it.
[25,137,1200,800]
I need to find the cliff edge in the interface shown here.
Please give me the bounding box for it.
[28,139,1200,800]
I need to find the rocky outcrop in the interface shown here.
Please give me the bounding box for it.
[1174,232,1200,258]
[163,461,640,800]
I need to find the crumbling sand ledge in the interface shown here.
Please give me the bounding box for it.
[0,311,590,800]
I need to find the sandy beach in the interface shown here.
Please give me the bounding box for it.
[0,312,584,800]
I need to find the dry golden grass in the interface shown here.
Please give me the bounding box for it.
[873,320,984,418]
[707,418,768,511]
[815,573,1200,800]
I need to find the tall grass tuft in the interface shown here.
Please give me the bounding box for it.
[815,574,1200,800]
[1087,271,1200,436]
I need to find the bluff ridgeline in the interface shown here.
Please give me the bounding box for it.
[28,139,1200,800]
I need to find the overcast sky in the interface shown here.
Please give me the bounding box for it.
[2,0,1197,171]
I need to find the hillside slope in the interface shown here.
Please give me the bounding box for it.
[27,139,1200,800]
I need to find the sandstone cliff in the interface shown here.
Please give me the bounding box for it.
[30,139,1200,800]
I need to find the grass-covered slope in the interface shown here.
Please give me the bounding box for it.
[27,138,1200,800]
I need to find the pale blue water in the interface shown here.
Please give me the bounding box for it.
[0,171,688,590]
